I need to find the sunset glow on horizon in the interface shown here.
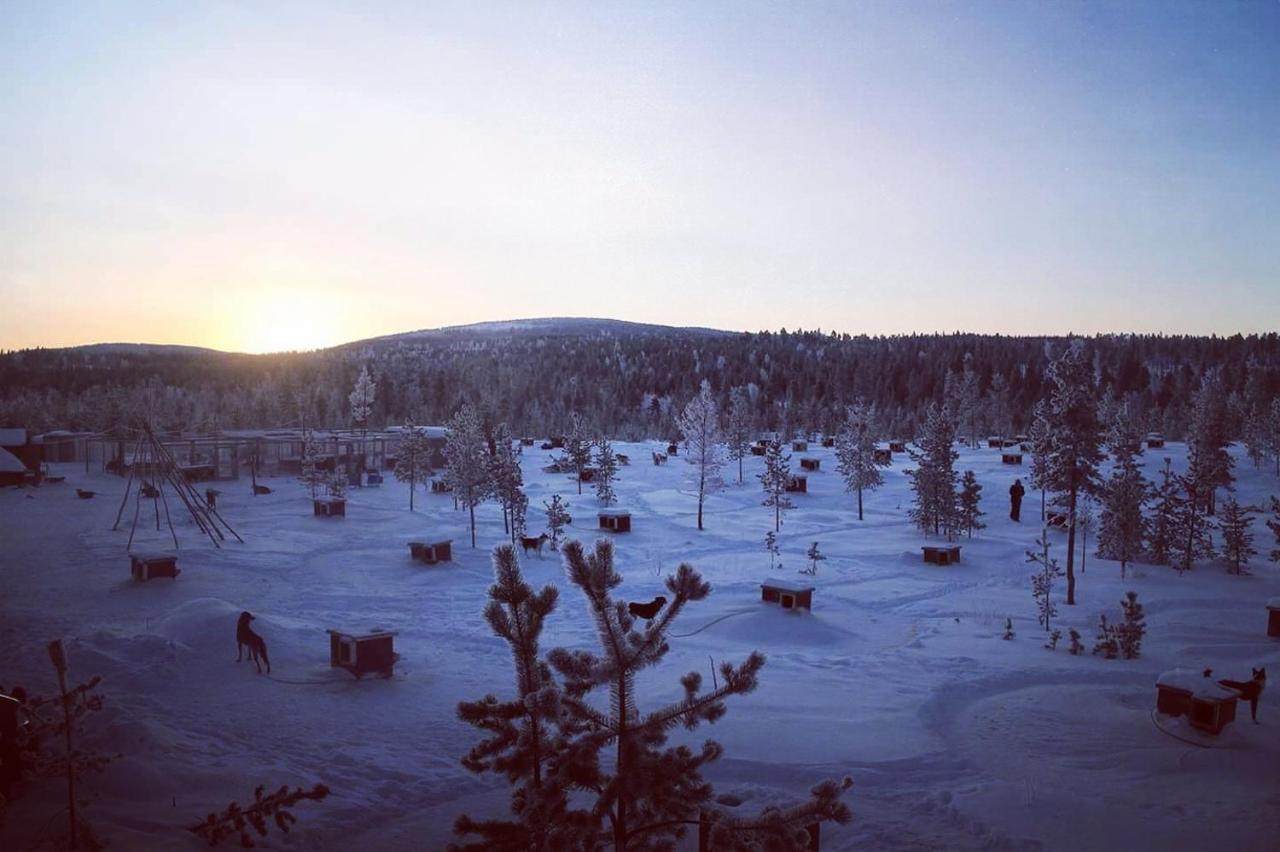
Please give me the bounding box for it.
[3,2,1278,352]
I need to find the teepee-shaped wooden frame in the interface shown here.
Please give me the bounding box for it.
[111,423,244,550]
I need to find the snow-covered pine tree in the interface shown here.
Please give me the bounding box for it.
[1148,457,1177,566]
[764,530,780,570]
[298,430,327,499]
[800,541,825,576]
[546,539,851,850]
[1076,495,1096,574]
[675,379,725,531]
[759,440,794,532]
[1167,472,1215,574]
[393,424,434,511]
[445,404,491,548]
[325,468,347,498]
[349,365,377,474]
[1027,398,1052,524]
[1118,591,1146,659]
[1067,628,1083,655]
[1186,373,1234,515]
[1027,527,1063,632]
[1092,615,1119,659]
[453,544,583,851]
[958,470,985,538]
[944,356,980,448]
[1034,341,1104,605]
[1217,496,1256,575]
[543,494,571,551]
[725,385,753,486]
[984,372,1013,441]
[564,412,593,496]
[510,491,529,543]
[593,438,618,506]
[834,400,888,521]
[1266,495,1280,563]
[488,425,524,535]
[1098,459,1148,580]
[905,403,960,540]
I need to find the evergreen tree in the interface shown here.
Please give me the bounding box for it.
[393,424,434,511]
[1035,342,1104,605]
[984,372,1013,440]
[594,438,619,506]
[905,403,960,540]
[1148,458,1177,566]
[958,470,985,538]
[675,379,725,531]
[1118,591,1146,659]
[725,386,753,486]
[297,430,327,499]
[759,441,794,532]
[1267,495,1280,562]
[834,400,888,521]
[543,494,571,551]
[1027,528,1063,632]
[446,404,491,548]
[1186,373,1234,515]
[1027,398,1052,523]
[1076,495,1096,574]
[564,412,593,496]
[1217,496,1256,575]
[801,541,825,576]
[453,545,581,851]
[349,365,377,472]
[1097,457,1148,580]
[944,356,980,448]
[1167,473,1215,573]
[544,539,850,850]
[764,530,781,571]
[488,425,525,537]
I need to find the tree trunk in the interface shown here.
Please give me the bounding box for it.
[697,469,705,530]
[738,454,743,485]
[409,476,415,512]
[469,502,476,548]
[1065,485,1077,605]
[857,486,863,521]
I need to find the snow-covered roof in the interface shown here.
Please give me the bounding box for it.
[1156,669,1236,700]
[0,447,25,473]
[598,508,631,517]
[1267,597,1280,611]
[761,580,816,593]
[0,428,27,446]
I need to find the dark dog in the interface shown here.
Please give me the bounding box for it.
[520,533,550,556]
[236,612,271,674]
[252,484,272,495]
[1219,667,1266,723]
[628,596,667,621]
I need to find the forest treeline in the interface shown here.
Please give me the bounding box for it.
[1,325,1278,441]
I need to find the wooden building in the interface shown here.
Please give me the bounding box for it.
[0,447,24,487]
[1268,598,1280,638]
[921,545,961,565]
[0,429,41,478]
[1001,452,1023,465]
[1155,669,1238,735]
[599,509,632,533]
[821,436,835,448]
[888,440,907,453]
[408,540,453,565]
[328,630,399,678]
[430,479,451,493]
[760,580,815,612]
[792,441,808,452]
[313,497,346,517]
[750,444,766,456]
[1146,432,1165,449]
[785,474,807,493]
[579,466,597,483]
[873,448,892,464]
[800,457,820,472]
[130,551,180,582]
[667,443,679,456]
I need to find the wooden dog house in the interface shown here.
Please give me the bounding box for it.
[328,630,399,679]
[792,441,808,452]
[889,440,907,453]
[1156,669,1238,735]
[750,444,766,456]
[1047,511,1069,529]
[800,457,820,472]
[130,551,180,581]
[1146,433,1165,449]
[873,448,892,464]
[760,580,815,612]
[598,509,632,533]
[785,474,807,493]
[1268,598,1280,638]
[579,466,597,483]
[822,436,835,448]
[667,443,679,456]
[408,540,453,565]
[987,437,1004,448]
[1001,452,1023,465]
[313,496,346,517]
[921,545,961,565]
[430,479,451,493]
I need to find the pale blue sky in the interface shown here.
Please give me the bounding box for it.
[2,1,1277,352]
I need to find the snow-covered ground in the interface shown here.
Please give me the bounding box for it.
[2,441,1278,850]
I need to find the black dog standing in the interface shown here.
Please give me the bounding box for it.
[1009,478,1025,522]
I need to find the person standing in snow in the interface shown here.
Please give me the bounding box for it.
[1010,478,1025,522]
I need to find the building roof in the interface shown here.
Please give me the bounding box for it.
[598,508,631,517]
[1156,669,1236,700]
[0,447,25,473]
[761,580,816,593]
[0,428,28,446]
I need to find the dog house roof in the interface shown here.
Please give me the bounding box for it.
[760,580,816,594]
[1156,668,1236,700]
[1267,597,1280,611]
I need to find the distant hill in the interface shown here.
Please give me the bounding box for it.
[56,342,225,356]
[354,317,733,347]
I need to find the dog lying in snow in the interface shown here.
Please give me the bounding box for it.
[627,596,667,621]
[1219,667,1266,723]
[236,611,271,674]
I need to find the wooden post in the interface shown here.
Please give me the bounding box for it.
[47,640,76,850]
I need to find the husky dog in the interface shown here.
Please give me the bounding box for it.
[235,612,271,674]
[1219,667,1266,723]
[627,596,667,621]
[520,533,550,556]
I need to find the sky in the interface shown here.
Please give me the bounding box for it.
[1,1,1278,353]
